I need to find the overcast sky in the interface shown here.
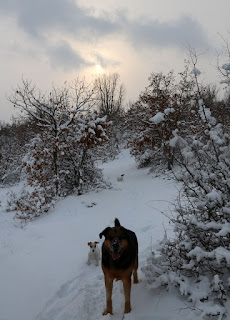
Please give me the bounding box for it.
[1,0,230,122]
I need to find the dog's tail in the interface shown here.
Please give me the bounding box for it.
[115,218,121,227]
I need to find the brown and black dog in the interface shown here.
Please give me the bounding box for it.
[99,218,138,315]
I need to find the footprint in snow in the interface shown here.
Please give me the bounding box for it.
[82,201,97,208]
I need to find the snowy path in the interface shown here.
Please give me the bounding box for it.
[0,149,195,320]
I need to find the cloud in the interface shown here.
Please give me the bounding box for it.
[0,0,117,39]
[0,0,209,48]
[119,14,210,49]
[92,52,120,68]
[47,41,92,70]
[0,0,211,71]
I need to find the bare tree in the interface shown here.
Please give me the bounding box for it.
[9,77,96,128]
[94,73,125,121]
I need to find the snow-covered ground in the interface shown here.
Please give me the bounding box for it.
[0,149,197,320]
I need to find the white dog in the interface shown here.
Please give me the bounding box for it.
[87,241,100,266]
[117,174,124,182]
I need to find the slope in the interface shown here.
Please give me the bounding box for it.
[0,149,195,320]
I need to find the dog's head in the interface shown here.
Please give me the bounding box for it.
[88,241,99,253]
[99,218,129,261]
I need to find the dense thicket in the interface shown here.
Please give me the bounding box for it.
[0,118,40,185]
[141,60,230,318]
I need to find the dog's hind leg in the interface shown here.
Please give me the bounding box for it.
[103,276,113,315]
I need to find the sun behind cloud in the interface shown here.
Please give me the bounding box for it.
[95,64,103,73]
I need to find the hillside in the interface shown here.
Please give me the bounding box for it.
[0,149,197,320]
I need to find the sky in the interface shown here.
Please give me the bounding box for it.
[1,0,230,122]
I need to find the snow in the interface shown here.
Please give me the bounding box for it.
[220,78,230,84]
[164,108,175,115]
[169,129,179,147]
[198,100,216,125]
[206,190,223,203]
[169,136,178,147]
[0,149,215,320]
[149,112,165,124]
[191,67,201,76]
[222,63,230,71]
[209,128,224,145]
[188,246,230,265]
[88,127,96,135]
[182,148,194,159]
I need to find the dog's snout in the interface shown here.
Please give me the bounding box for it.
[110,245,120,253]
[114,244,120,253]
[110,238,121,253]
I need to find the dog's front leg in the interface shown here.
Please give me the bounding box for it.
[95,257,99,266]
[122,277,131,313]
[103,276,113,315]
[133,255,139,284]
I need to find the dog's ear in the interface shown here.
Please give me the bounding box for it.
[88,242,92,246]
[99,227,111,239]
[115,218,121,227]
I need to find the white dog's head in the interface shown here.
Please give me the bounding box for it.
[88,241,99,254]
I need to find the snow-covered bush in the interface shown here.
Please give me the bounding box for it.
[93,112,127,163]
[57,111,110,195]
[14,112,110,220]
[9,79,111,220]
[0,120,38,185]
[142,97,230,318]
[0,131,21,185]
[14,134,57,220]
[126,65,198,170]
